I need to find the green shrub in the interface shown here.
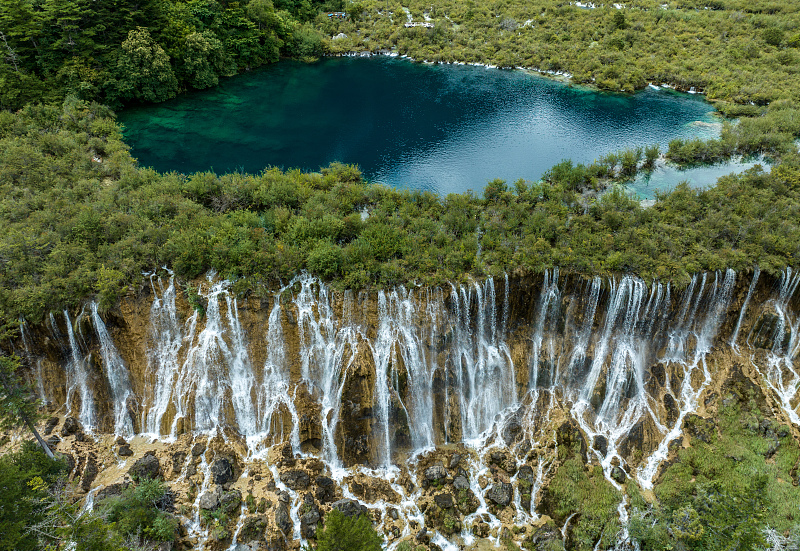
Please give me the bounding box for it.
[100,478,178,543]
[314,509,382,551]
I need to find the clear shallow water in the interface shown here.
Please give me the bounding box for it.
[628,157,768,200]
[119,57,722,195]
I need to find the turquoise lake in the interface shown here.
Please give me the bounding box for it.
[119,56,725,196]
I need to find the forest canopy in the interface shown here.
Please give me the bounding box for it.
[0,101,798,325]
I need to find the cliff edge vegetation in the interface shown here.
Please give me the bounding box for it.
[0,101,798,325]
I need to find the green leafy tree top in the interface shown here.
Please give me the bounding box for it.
[314,510,382,551]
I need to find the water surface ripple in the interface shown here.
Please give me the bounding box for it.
[119,57,720,195]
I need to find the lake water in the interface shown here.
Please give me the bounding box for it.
[119,56,722,196]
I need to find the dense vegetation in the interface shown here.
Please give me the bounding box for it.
[0,0,342,109]
[1,100,799,325]
[0,440,177,551]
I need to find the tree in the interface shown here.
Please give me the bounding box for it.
[182,30,235,89]
[0,441,67,551]
[115,27,178,103]
[314,510,382,551]
[0,354,53,458]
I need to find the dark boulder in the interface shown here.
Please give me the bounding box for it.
[219,489,242,514]
[486,482,512,507]
[210,458,235,485]
[275,503,292,535]
[331,498,368,518]
[434,493,454,509]
[611,466,627,484]
[61,417,79,436]
[128,452,160,480]
[282,469,310,490]
[238,515,267,542]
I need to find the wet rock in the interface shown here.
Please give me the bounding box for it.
[275,503,292,535]
[434,493,454,509]
[619,419,645,460]
[490,451,507,465]
[282,469,310,490]
[331,498,368,518]
[129,452,160,480]
[46,435,61,448]
[611,466,627,484]
[300,509,321,539]
[315,476,335,503]
[683,414,715,444]
[191,442,206,457]
[593,435,608,456]
[199,487,222,510]
[453,475,470,491]
[502,412,523,445]
[80,454,99,492]
[424,465,447,485]
[171,451,186,475]
[61,417,79,436]
[44,417,59,435]
[449,453,461,469]
[239,516,267,542]
[528,522,561,548]
[210,458,235,485]
[416,527,429,543]
[517,465,534,484]
[219,489,242,514]
[664,393,679,427]
[278,491,290,504]
[388,507,399,520]
[115,436,127,445]
[556,420,588,462]
[118,444,133,457]
[486,482,512,507]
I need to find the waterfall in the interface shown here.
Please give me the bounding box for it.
[91,302,134,437]
[451,278,516,442]
[143,275,184,436]
[294,274,360,467]
[638,269,736,488]
[730,266,760,349]
[63,308,96,432]
[751,267,800,425]
[256,292,299,452]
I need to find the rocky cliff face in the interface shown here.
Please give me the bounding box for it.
[7,268,800,550]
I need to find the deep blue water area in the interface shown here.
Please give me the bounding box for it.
[119,56,722,195]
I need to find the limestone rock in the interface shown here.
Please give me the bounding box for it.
[453,475,470,491]
[129,452,160,480]
[238,515,267,542]
[282,469,310,490]
[44,417,59,435]
[61,417,79,436]
[300,509,320,539]
[331,498,368,518]
[219,489,242,514]
[191,442,206,457]
[611,466,627,484]
[593,435,608,456]
[199,487,222,510]
[434,493,454,509]
[486,482,512,507]
[275,503,292,535]
[448,453,461,469]
[315,475,335,503]
[424,465,447,484]
[118,444,133,457]
[210,458,235,485]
